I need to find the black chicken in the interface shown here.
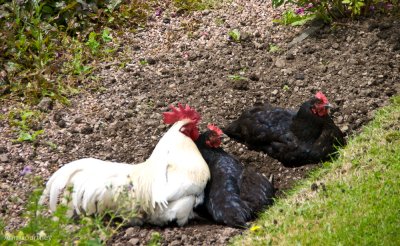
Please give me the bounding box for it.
[194,124,275,228]
[224,92,346,167]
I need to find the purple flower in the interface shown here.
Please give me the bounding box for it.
[21,166,32,176]
[370,5,375,12]
[155,8,163,17]
[306,3,314,9]
[385,3,393,9]
[295,7,305,15]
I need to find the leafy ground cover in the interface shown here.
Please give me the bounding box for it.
[234,96,400,245]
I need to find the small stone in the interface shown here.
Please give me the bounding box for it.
[125,110,134,118]
[271,89,278,95]
[332,43,339,49]
[0,147,7,154]
[74,117,83,124]
[302,46,315,54]
[0,183,10,189]
[80,125,93,134]
[0,166,4,172]
[275,58,286,68]
[170,240,181,246]
[349,58,358,65]
[281,69,292,76]
[163,18,170,24]
[249,74,260,81]
[125,227,137,237]
[53,111,66,122]
[128,238,140,246]
[37,97,53,112]
[241,32,251,42]
[232,80,249,91]
[286,53,295,60]
[222,227,235,236]
[341,125,349,132]
[146,57,157,65]
[253,41,265,49]
[0,154,9,163]
[202,10,211,16]
[57,119,67,128]
[294,73,305,80]
[159,68,169,75]
[105,112,113,121]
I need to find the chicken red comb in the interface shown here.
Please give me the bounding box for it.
[163,103,201,125]
[207,124,223,136]
[315,91,329,104]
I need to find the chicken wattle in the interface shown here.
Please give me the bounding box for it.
[40,104,210,226]
[224,92,346,166]
[194,124,274,227]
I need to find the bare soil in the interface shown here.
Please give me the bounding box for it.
[1,1,399,245]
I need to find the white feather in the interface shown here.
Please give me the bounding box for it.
[40,120,210,226]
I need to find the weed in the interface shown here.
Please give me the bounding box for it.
[139,59,149,66]
[2,175,139,245]
[173,0,220,12]
[0,0,150,105]
[274,9,315,26]
[215,17,225,26]
[102,28,113,43]
[46,141,58,150]
[228,29,241,42]
[148,232,162,246]
[228,74,247,81]
[86,32,101,54]
[9,109,44,143]
[283,85,290,91]
[269,44,280,53]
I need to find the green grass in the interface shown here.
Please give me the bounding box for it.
[233,96,400,245]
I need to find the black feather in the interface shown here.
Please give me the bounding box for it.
[224,97,346,167]
[194,130,275,227]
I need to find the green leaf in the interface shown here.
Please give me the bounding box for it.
[21,111,34,121]
[32,129,44,139]
[269,44,280,53]
[272,0,286,7]
[228,75,247,81]
[291,15,316,26]
[41,5,54,14]
[102,29,113,43]
[18,132,33,142]
[228,29,241,42]
[83,238,103,246]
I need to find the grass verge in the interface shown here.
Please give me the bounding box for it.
[233,96,400,245]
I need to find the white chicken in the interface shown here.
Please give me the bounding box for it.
[40,104,210,226]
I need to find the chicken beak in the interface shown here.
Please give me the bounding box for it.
[220,133,228,139]
[324,103,333,109]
